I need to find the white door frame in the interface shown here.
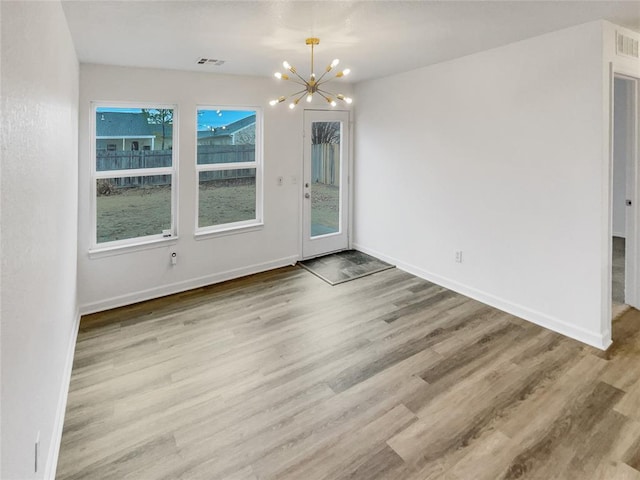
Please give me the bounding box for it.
[301,109,350,259]
[610,70,640,315]
[622,75,639,308]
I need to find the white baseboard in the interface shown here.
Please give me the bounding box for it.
[353,243,611,350]
[79,255,299,315]
[44,307,81,480]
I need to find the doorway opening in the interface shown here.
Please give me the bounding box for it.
[611,74,639,320]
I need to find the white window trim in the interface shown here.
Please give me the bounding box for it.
[89,102,179,254]
[88,236,178,259]
[94,167,174,179]
[195,106,263,236]
[96,135,156,139]
[194,221,265,241]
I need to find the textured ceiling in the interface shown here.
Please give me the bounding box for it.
[62,1,640,83]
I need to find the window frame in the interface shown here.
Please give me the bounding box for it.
[194,106,264,237]
[89,102,179,254]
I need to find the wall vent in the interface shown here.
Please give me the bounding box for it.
[196,58,225,66]
[616,31,639,59]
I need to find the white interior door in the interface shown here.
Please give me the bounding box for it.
[302,110,350,259]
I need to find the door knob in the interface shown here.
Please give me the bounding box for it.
[305,193,310,199]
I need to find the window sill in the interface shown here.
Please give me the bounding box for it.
[194,222,264,241]
[88,236,178,259]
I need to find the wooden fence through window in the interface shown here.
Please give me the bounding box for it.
[312,143,340,186]
[96,143,340,188]
[96,145,256,188]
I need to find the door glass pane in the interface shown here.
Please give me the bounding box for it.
[311,121,341,237]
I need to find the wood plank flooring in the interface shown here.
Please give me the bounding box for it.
[57,266,640,480]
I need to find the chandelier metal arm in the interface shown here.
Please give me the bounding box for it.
[319,88,351,106]
[289,68,309,85]
[314,65,334,85]
[316,90,333,103]
[287,89,308,100]
[287,78,308,87]
[316,77,334,87]
[318,88,334,97]
[314,72,329,85]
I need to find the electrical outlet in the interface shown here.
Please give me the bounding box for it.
[455,251,463,263]
[35,431,40,473]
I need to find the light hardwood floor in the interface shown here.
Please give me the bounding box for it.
[57,266,640,480]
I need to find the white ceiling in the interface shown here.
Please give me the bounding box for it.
[62,1,640,83]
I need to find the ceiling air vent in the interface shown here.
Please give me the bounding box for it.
[616,31,639,59]
[196,58,225,66]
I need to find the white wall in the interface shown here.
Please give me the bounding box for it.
[78,65,352,311]
[1,1,79,478]
[612,77,633,238]
[353,21,610,348]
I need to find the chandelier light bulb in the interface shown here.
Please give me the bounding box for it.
[274,72,282,79]
[269,96,286,107]
[283,61,291,70]
[337,94,353,105]
[331,59,340,68]
[289,102,296,109]
[306,94,313,103]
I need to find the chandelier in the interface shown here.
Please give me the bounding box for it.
[269,38,353,109]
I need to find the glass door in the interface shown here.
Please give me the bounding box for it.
[302,110,350,259]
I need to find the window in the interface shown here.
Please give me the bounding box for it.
[196,107,262,233]
[92,105,177,249]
